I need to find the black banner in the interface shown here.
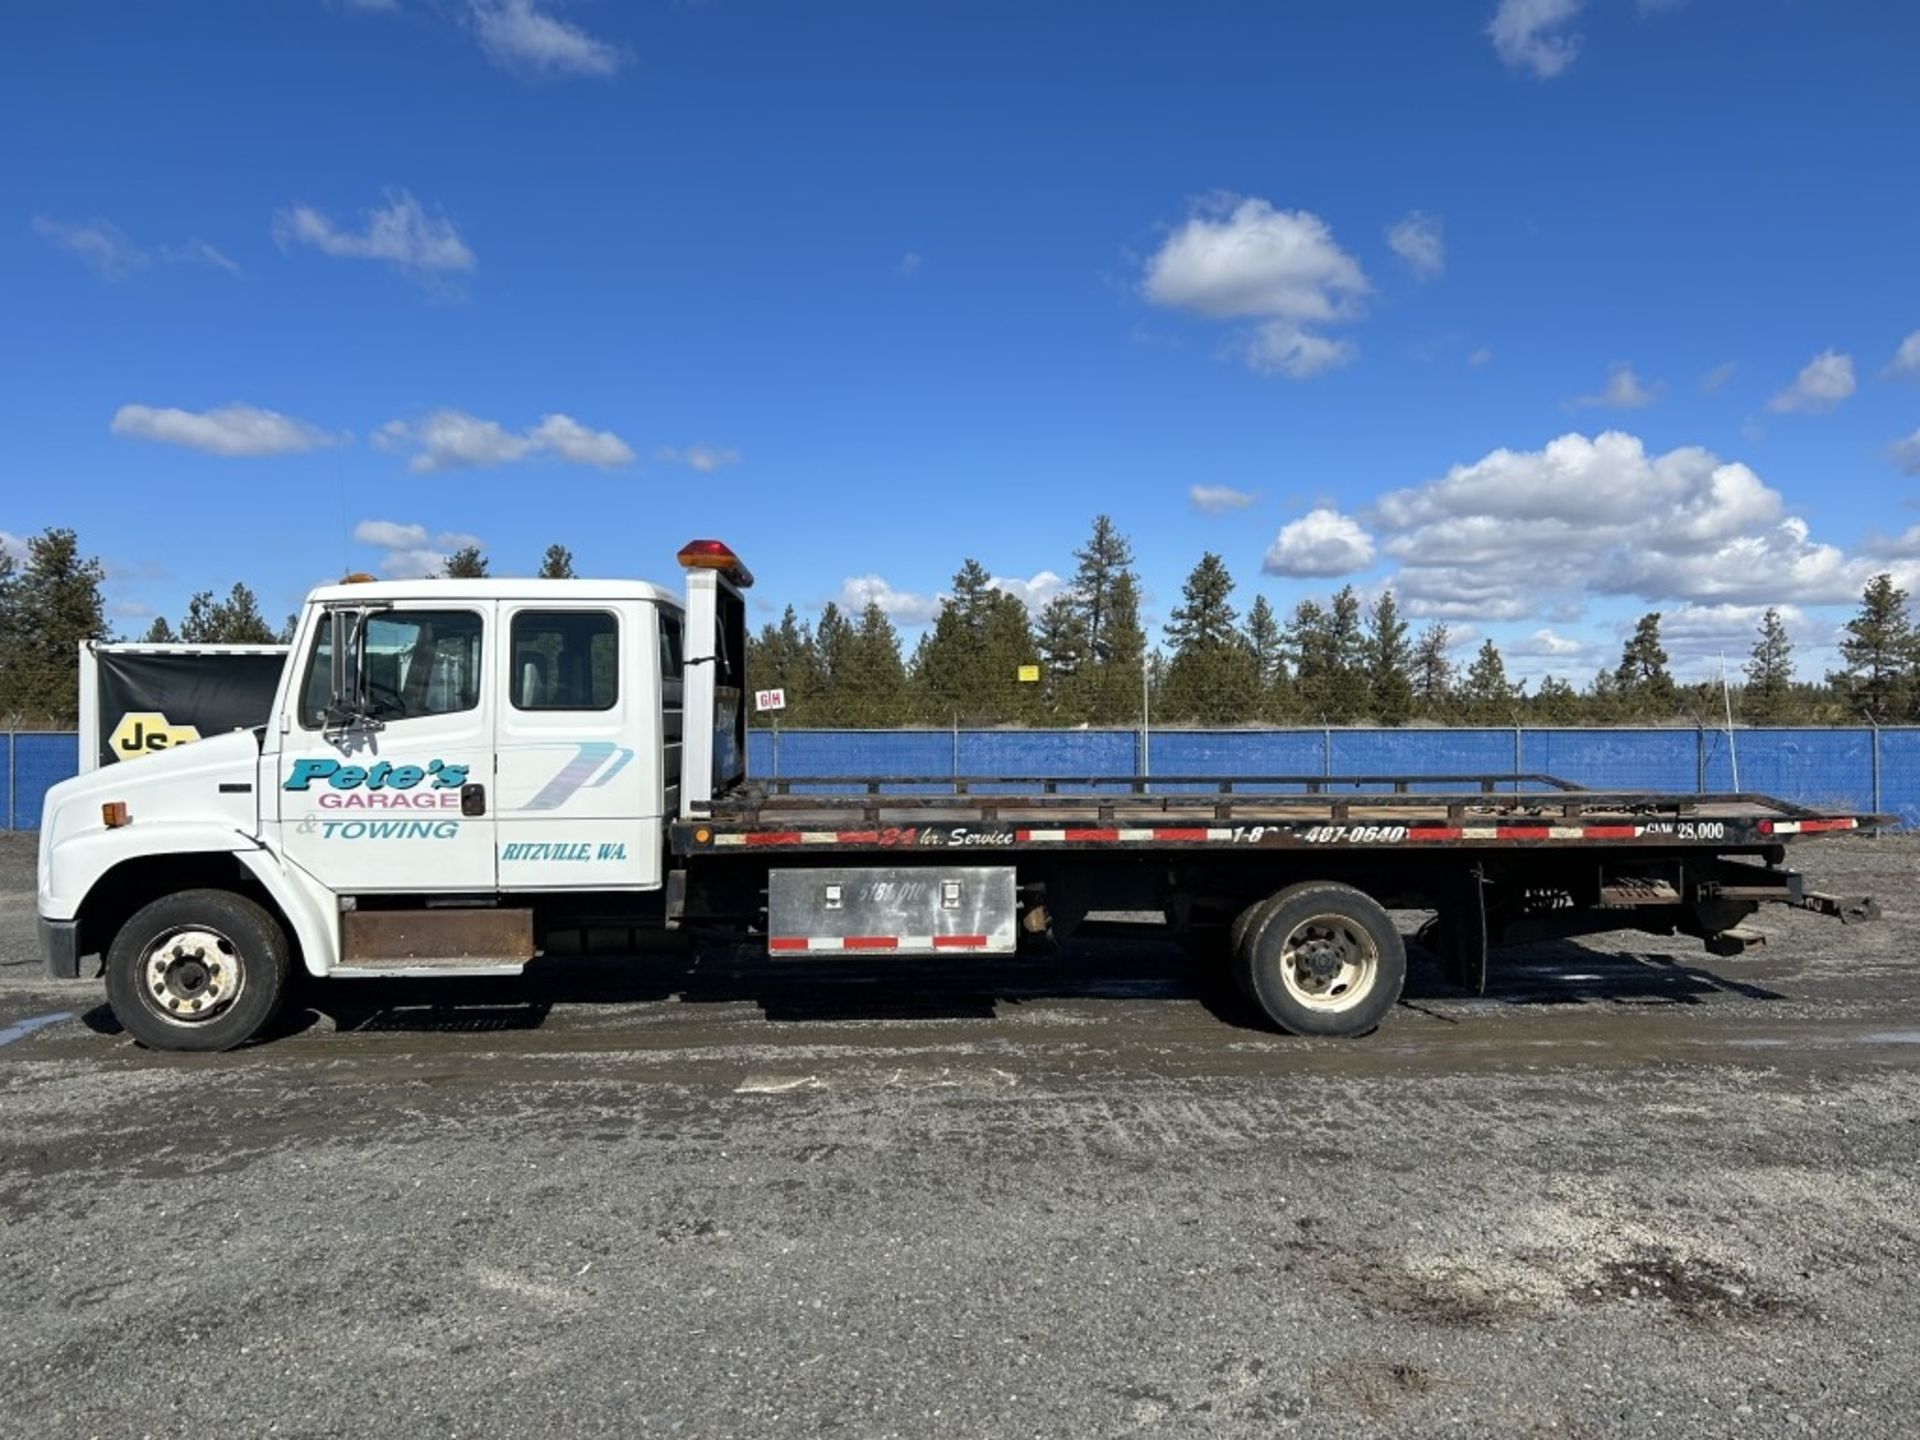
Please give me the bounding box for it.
[95,649,288,767]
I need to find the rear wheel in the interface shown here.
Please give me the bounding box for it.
[1236,882,1404,1037]
[104,890,291,1052]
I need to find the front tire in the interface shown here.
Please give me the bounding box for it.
[105,890,291,1052]
[1237,882,1405,1037]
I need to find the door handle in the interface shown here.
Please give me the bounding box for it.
[461,783,487,817]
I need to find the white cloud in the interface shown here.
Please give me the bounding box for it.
[0,530,26,564]
[35,217,242,281]
[837,574,942,626]
[1570,361,1661,410]
[989,570,1068,614]
[380,409,634,473]
[528,414,634,469]
[163,239,241,275]
[353,518,486,578]
[469,0,623,77]
[1373,431,1902,620]
[1385,212,1445,280]
[274,190,475,285]
[33,216,148,281]
[1190,484,1258,514]
[658,444,741,473]
[1488,0,1586,78]
[1885,330,1920,380]
[898,251,923,276]
[1767,349,1855,414]
[1508,627,1590,658]
[110,403,335,457]
[1467,346,1494,368]
[1701,361,1737,393]
[1142,195,1368,379]
[1890,430,1920,477]
[1263,508,1376,578]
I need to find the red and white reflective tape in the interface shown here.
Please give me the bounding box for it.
[1014,826,1236,843]
[768,934,993,953]
[1760,817,1857,835]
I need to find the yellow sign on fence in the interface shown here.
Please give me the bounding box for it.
[1016,665,1041,683]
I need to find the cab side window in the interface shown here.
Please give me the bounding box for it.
[299,610,484,728]
[512,611,618,711]
[658,610,684,681]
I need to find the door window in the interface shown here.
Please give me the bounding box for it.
[511,611,619,711]
[299,610,485,728]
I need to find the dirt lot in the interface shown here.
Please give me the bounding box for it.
[2,831,1917,1438]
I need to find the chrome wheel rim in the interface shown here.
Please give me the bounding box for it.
[1277,914,1378,1012]
[141,927,244,1025]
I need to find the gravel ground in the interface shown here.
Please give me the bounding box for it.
[2,831,1917,1438]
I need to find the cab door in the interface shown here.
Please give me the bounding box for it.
[494,602,650,889]
[277,604,496,893]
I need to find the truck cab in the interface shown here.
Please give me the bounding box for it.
[37,543,751,1050]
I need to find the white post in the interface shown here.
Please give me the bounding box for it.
[1720,652,1740,793]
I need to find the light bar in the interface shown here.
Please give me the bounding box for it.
[676,539,754,587]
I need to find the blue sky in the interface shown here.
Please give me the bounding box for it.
[5,0,1919,684]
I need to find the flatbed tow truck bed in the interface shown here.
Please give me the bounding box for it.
[672,772,1869,855]
[667,772,1880,1030]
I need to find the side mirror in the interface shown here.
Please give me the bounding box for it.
[324,609,383,731]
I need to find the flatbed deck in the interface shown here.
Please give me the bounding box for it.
[671,773,1870,855]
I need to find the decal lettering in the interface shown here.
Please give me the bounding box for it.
[284,758,468,791]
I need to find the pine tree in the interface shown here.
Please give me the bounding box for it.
[1411,622,1454,721]
[914,559,1010,723]
[1286,599,1336,722]
[178,582,278,644]
[1159,552,1260,723]
[1088,570,1147,724]
[1321,585,1370,723]
[0,527,107,719]
[1832,574,1915,721]
[142,616,178,644]
[538,544,576,579]
[812,603,852,725]
[844,600,911,726]
[747,606,821,725]
[1531,675,1580,724]
[1069,517,1147,724]
[1364,590,1414,726]
[444,545,489,579]
[1034,593,1090,721]
[1463,639,1518,721]
[1744,607,1796,724]
[1614,612,1676,717]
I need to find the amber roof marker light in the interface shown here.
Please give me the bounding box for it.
[676,539,754,588]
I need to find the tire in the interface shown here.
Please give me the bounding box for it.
[1227,893,1288,1002]
[104,889,292,1052]
[1238,881,1405,1038]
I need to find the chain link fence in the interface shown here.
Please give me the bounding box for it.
[1,725,1910,828]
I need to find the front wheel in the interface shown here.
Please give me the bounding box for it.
[104,890,291,1052]
[1237,882,1405,1037]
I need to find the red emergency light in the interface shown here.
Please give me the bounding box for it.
[676,539,754,587]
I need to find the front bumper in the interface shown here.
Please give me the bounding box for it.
[38,916,83,979]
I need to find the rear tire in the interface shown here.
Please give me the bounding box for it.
[1237,882,1404,1037]
[105,889,291,1052]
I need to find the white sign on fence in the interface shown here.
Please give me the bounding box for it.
[754,688,788,713]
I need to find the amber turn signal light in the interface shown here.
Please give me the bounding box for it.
[101,802,130,828]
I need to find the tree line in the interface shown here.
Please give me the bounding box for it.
[3,520,1919,729]
[748,518,1920,730]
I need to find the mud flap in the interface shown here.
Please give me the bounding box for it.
[1440,863,1489,995]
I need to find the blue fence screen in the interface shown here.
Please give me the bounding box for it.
[3,727,1913,830]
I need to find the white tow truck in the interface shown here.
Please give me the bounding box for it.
[38,539,1879,1050]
